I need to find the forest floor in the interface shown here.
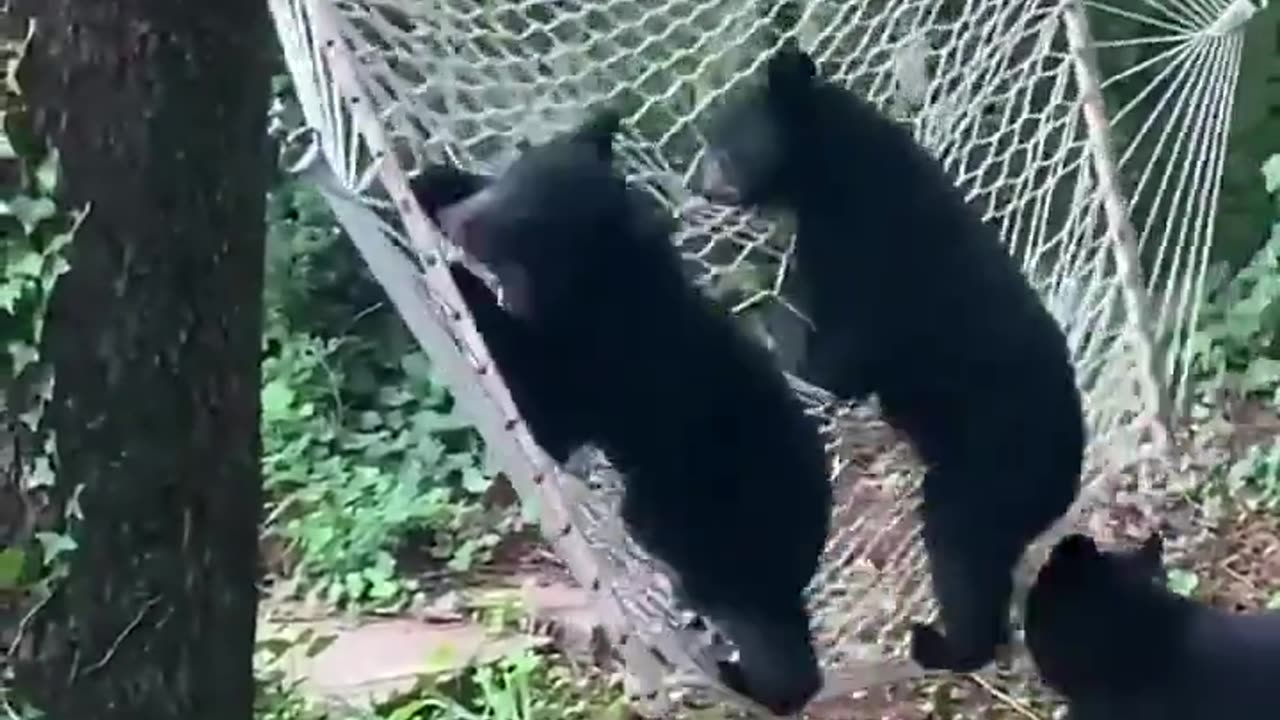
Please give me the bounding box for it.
[811,395,1280,720]
[264,397,1280,720]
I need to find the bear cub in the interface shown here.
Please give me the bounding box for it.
[694,40,1086,673]
[418,110,834,716]
[1025,532,1280,720]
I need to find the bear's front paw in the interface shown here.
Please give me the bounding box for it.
[908,622,953,671]
[716,659,750,696]
[448,263,496,307]
[909,622,999,673]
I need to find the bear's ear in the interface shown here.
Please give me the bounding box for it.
[569,106,622,160]
[1052,533,1099,564]
[766,37,817,94]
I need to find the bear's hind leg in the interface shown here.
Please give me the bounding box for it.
[711,602,822,717]
[909,465,1016,673]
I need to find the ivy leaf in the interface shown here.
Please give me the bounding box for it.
[8,195,56,234]
[377,385,414,408]
[1243,357,1280,393]
[0,279,23,312]
[343,570,368,601]
[261,380,296,420]
[0,547,27,589]
[367,576,400,601]
[26,455,55,488]
[1167,568,1199,597]
[34,531,77,564]
[460,465,490,494]
[1262,154,1280,195]
[35,146,61,196]
[8,340,38,377]
[401,351,434,384]
[447,540,476,572]
[8,249,43,279]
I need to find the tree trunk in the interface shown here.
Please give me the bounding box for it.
[10,1,271,718]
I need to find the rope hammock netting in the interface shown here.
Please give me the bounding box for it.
[264,0,1262,715]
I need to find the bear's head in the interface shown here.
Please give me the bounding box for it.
[1040,532,1166,588]
[1024,532,1169,697]
[695,37,818,208]
[433,107,631,319]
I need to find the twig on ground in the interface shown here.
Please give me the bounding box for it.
[969,675,1043,720]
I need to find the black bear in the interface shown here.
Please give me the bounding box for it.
[1025,532,1280,720]
[417,111,834,716]
[694,40,1085,673]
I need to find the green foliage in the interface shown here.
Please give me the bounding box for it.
[1165,567,1200,598]
[0,29,82,717]
[1206,16,1280,271]
[1263,155,1280,197]
[261,172,516,609]
[1190,155,1280,513]
[0,149,71,372]
[0,43,81,594]
[1221,439,1280,513]
[372,648,627,720]
[467,588,531,636]
[263,178,386,339]
[1189,155,1280,399]
[253,632,624,720]
[0,109,78,441]
[261,327,510,606]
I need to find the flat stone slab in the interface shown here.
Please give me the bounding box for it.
[518,577,611,665]
[261,615,543,709]
[257,577,605,710]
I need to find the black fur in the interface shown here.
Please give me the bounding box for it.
[410,163,584,461]
[695,40,1085,673]
[1025,532,1280,720]
[409,162,491,217]
[415,112,833,715]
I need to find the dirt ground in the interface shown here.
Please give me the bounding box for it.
[800,499,1280,720]
[256,394,1280,720]
[804,397,1280,720]
[482,396,1280,720]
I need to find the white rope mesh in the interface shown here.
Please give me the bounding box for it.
[268,0,1256,713]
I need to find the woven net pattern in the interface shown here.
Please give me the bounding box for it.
[267,0,1254,712]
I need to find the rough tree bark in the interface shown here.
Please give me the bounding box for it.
[10,1,271,718]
